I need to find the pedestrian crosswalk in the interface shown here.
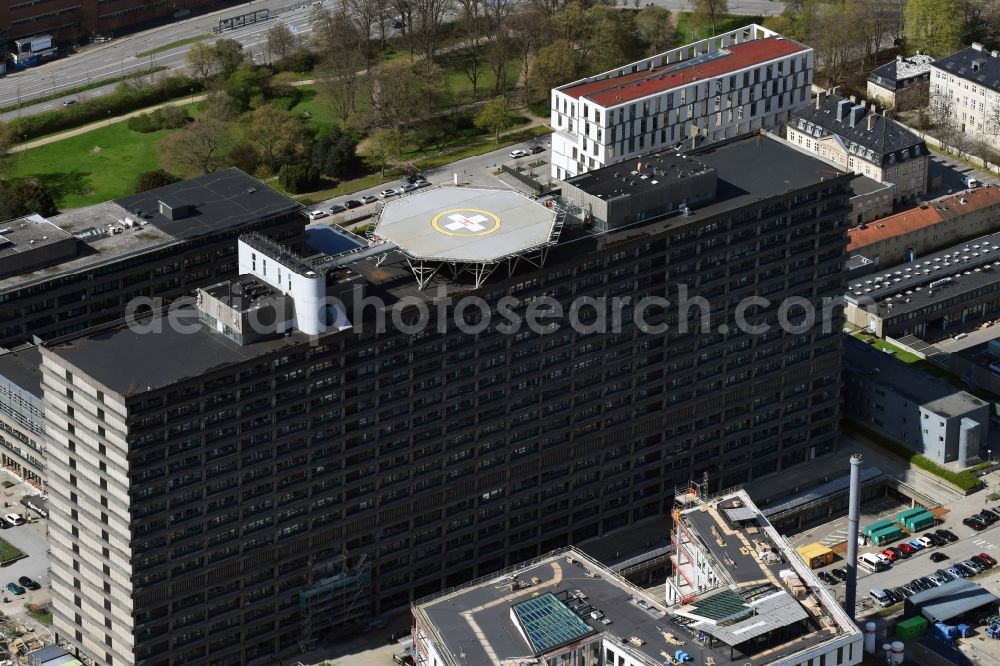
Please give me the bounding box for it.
[972,538,998,550]
[821,528,849,547]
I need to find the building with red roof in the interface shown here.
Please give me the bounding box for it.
[549,24,813,180]
[848,185,1000,265]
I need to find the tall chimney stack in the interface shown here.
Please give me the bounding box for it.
[867,113,876,131]
[845,454,863,618]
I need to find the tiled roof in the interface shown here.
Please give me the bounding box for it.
[790,93,925,165]
[560,37,808,108]
[848,185,1000,251]
[933,45,1000,92]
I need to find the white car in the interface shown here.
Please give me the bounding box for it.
[4,514,24,526]
[306,210,328,221]
[509,149,529,159]
[874,552,891,565]
[917,536,934,548]
[379,189,398,199]
[359,195,377,204]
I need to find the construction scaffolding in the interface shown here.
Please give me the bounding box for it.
[298,554,372,652]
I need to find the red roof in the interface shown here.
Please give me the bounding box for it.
[561,37,807,108]
[849,186,1000,251]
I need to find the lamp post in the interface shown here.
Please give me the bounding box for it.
[107,110,111,126]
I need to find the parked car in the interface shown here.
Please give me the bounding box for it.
[880,548,899,562]
[894,586,912,599]
[63,99,77,106]
[378,189,398,199]
[889,545,908,559]
[4,514,24,526]
[307,209,328,221]
[343,199,363,209]
[529,145,545,154]
[947,565,968,579]
[833,567,848,581]
[918,576,936,590]
[979,552,997,567]
[401,182,419,192]
[924,532,945,547]
[328,203,346,214]
[977,510,999,525]
[875,552,892,565]
[869,588,892,607]
[907,539,925,551]
[930,552,949,563]
[0,517,11,530]
[971,555,990,570]
[982,508,1000,521]
[958,560,980,574]
[5,582,24,596]
[509,149,529,159]
[818,571,836,585]
[885,588,904,604]
[917,535,935,548]
[928,574,946,586]
[935,569,954,582]
[964,516,988,531]
[935,529,958,543]
[897,543,916,557]
[17,577,38,591]
[415,179,432,188]
[359,195,377,204]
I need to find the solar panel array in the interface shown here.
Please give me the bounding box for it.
[512,593,596,655]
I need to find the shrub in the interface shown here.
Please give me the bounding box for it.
[135,170,180,193]
[126,113,157,133]
[10,75,202,141]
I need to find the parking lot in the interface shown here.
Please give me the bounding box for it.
[799,500,1000,611]
[0,479,51,630]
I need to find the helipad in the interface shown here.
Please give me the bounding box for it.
[375,187,557,262]
[372,186,563,289]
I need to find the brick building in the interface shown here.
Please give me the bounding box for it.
[1,0,206,43]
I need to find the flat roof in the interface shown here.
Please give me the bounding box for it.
[415,549,672,666]
[0,345,43,398]
[0,214,74,258]
[907,578,999,622]
[845,229,1000,317]
[700,591,809,645]
[844,336,987,417]
[374,187,557,263]
[850,174,890,197]
[565,152,715,199]
[511,593,597,655]
[561,37,808,107]
[0,169,300,293]
[43,306,308,396]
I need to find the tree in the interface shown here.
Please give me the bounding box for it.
[278,163,318,194]
[212,39,247,80]
[809,0,865,85]
[635,6,677,54]
[904,0,961,57]
[588,5,641,72]
[135,169,180,193]
[227,143,261,174]
[457,0,486,96]
[242,106,308,170]
[483,0,515,93]
[691,0,728,36]
[475,97,515,142]
[310,127,360,178]
[0,123,16,179]
[407,0,454,58]
[186,43,217,81]
[312,7,367,121]
[160,119,229,176]
[529,39,578,102]
[266,23,298,62]
[0,179,58,218]
[358,128,403,176]
[224,64,271,111]
[368,59,444,130]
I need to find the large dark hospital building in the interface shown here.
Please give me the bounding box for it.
[35,133,851,665]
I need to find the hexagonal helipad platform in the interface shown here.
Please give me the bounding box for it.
[374,187,557,263]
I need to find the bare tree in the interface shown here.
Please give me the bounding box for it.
[266,24,298,62]
[456,0,485,96]
[483,0,515,93]
[161,119,229,176]
[407,0,453,58]
[316,48,367,122]
[369,59,443,129]
[345,0,387,68]
[508,9,550,91]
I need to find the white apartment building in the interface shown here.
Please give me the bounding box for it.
[930,43,1000,149]
[550,24,813,180]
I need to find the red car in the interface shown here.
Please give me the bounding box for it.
[881,548,899,562]
[896,543,915,557]
[980,552,997,567]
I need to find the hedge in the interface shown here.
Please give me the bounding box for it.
[844,421,984,492]
[9,74,203,141]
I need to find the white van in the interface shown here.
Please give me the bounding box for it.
[869,588,891,607]
[965,176,980,189]
[859,554,888,572]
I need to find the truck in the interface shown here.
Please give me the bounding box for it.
[11,35,57,70]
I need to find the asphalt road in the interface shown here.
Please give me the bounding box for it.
[0,0,333,122]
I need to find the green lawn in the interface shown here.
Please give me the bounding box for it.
[0,538,24,565]
[10,123,167,209]
[437,50,520,104]
[28,606,52,625]
[674,13,764,43]
[136,35,212,58]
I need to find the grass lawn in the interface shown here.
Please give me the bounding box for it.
[850,330,971,390]
[9,123,167,209]
[136,35,212,58]
[674,13,764,43]
[437,50,520,104]
[28,607,52,625]
[0,538,24,565]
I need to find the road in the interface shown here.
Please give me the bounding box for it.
[647,0,782,17]
[0,0,333,123]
